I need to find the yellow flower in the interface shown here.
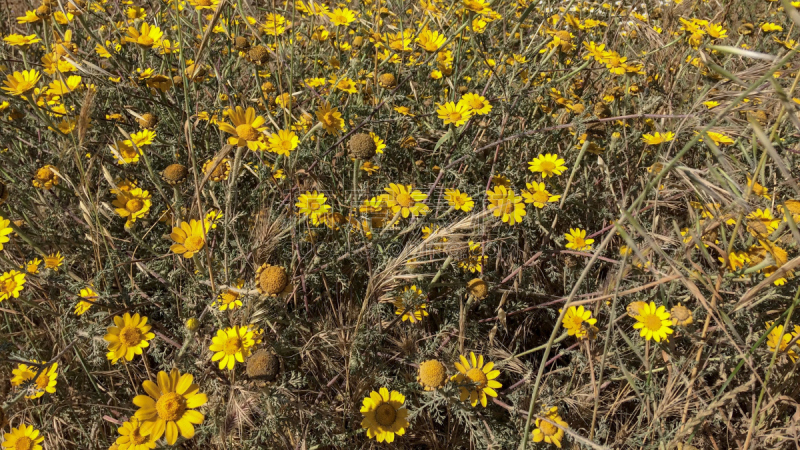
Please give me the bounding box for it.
[186,0,220,10]
[361,161,380,175]
[25,258,42,274]
[296,191,331,224]
[384,184,429,218]
[2,69,41,97]
[327,7,356,26]
[487,186,526,225]
[632,301,673,342]
[46,75,82,96]
[169,219,208,258]
[2,424,44,450]
[704,131,734,145]
[670,303,693,327]
[370,132,386,153]
[267,129,299,155]
[11,361,58,399]
[0,216,12,251]
[17,11,42,24]
[564,228,594,251]
[392,285,429,323]
[112,187,151,229]
[444,189,474,211]
[747,208,779,234]
[761,23,783,32]
[561,305,597,339]
[747,176,771,200]
[766,322,797,361]
[360,387,409,443]
[217,106,267,150]
[209,325,256,370]
[703,101,720,109]
[115,417,158,450]
[451,352,502,407]
[528,153,567,178]
[458,93,492,115]
[76,287,98,315]
[125,22,163,47]
[213,280,244,311]
[110,140,141,164]
[642,131,675,145]
[522,181,560,208]
[130,129,156,147]
[437,101,473,127]
[316,102,345,135]
[417,28,446,52]
[3,34,41,47]
[532,406,568,448]
[104,313,155,364]
[133,368,207,445]
[262,13,288,36]
[44,251,64,270]
[417,360,448,390]
[202,157,231,182]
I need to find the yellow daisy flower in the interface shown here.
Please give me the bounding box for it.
[217,106,268,150]
[487,185,526,225]
[44,251,64,270]
[124,22,163,47]
[360,387,409,443]
[564,228,594,251]
[766,322,797,361]
[522,181,560,208]
[417,28,447,52]
[0,270,26,302]
[267,129,299,156]
[296,191,331,224]
[384,183,429,218]
[2,424,44,450]
[104,313,156,364]
[458,93,492,115]
[631,301,673,342]
[0,216,12,250]
[561,305,597,339]
[11,361,58,399]
[24,258,42,274]
[444,189,474,211]
[528,153,567,178]
[76,286,98,315]
[451,351,502,407]
[133,368,207,445]
[112,187,151,229]
[392,285,429,323]
[437,101,473,127]
[316,102,345,135]
[169,219,209,258]
[2,69,41,97]
[115,417,158,450]
[532,405,568,448]
[209,325,256,370]
[212,280,244,311]
[642,131,675,145]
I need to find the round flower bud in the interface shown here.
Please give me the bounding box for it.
[137,113,158,129]
[162,164,188,185]
[248,45,270,65]
[347,133,377,160]
[378,73,397,88]
[466,278,488,300]
[257,264,289,296]
[246,349,280,381]
[185,317,199,331]
[417,359,447,390]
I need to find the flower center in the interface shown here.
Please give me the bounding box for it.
[119,325,143,346]
[573,237,585,248]
[532,190,549,203]
[539,420,558,436]
[130,427,148,445]
[281,140,293,151]
[126,198,144,213]
[3,278,17,294]
[224,337,242,355]
[503,200,514,214]
[308,200,320,211]
[539,160,556,172]
[36,168,53,181]
[642,314,662,332]
[221,291,238,305]
[395,193,413,207]
[469,100,484,110]
[375,403,397,426]
[138,36,154,46]
[466,368,488,389]
[35,373,49,389]
[155,392,186,422]
[236,124,259,141]
[448,112,463,122]
[570,316,583,329]
[323,112,335,125]
[184,235,205,252]
[13,437,33,450]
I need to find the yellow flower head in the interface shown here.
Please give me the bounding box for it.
[213,280,244,310]
[316,102,345,135]
[561,305,598,339]
[115,417,158,449]
[360,387,409,443]
[632,301,673,342]
[267,129,299,156]
[392,285,429,323]
[11,361,58,399]
[169,219,209,258]
[209,325,256,370]
[125,22,163,47]
[327,7,357,26]
[132,368,207,445]
[417,29,447,52]
[528,153,567,178]
[104,313,155,364]
[458,93,492,115]
[217,106,267,150]
[112,187,151,229]
[451,351,502,407]
[532,406,568,448]
[444,189,474,212]
[296,191,331,224]
[2,70,41,97]
[437,101,473,127]
[384,184,429,218]
[76,287,98,315]
[522,181,560,208]
[564,228,594,251]
[3,424,45,450]
[642,131,675,145]
[487,186,526,225]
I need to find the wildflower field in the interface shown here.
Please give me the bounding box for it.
[2,0,800,448]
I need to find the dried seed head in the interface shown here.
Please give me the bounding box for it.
[234,36,250,50]
[248,45,270,65]
[162,164,188,185]
[137,113,158,129]
[417,359,447,390]
[378,73,397,88]
[246,349,280,381]
[257,264,288,296]
[347,133,377,160]
[466,278,488,300]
